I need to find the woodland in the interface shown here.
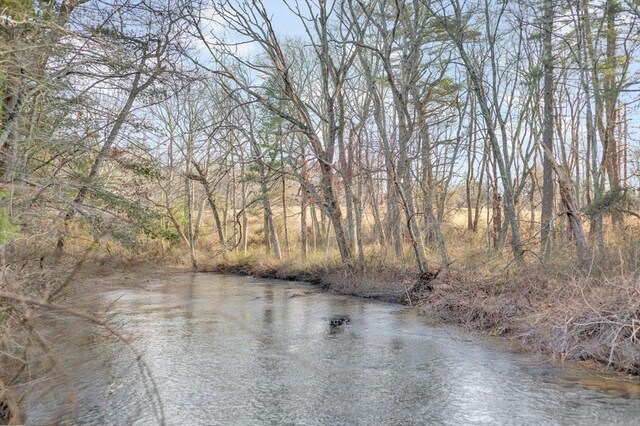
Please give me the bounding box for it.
[1,0,640,422]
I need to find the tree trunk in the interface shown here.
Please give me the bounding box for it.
[541,0,555,258]
[191,161,225,245]
[55,66,158,258]
[300,189,308,260]
[604,0,623,227]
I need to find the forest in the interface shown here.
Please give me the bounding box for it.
[2,0,640,423]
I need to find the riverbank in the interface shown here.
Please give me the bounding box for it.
[20,270,640,425]
[3,255,639,423]
[203,253,640,377]
[205,254,418,304]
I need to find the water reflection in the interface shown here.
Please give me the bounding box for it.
[24,273,640,425]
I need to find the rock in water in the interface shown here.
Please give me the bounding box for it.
[329,315,350,326]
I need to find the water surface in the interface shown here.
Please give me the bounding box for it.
[25,273,640,425]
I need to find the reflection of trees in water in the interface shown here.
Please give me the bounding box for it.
[24,276,640,425]
[249,284,290,423]
[178,273,197,343]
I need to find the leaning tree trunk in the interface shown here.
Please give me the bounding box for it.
[539,144,591,266]
[318,159,352,265]
[190,161,225,245]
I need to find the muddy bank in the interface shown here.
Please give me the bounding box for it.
[205,257,640,377]
[205,259,416,304]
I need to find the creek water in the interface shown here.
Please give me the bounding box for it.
[24,273,640,425]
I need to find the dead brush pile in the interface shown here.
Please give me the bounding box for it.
[418,267,640,374]
[417,267,550,336]
[539,275,640,374]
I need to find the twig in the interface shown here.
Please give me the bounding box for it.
[404,286,413,306]
[0,292,166,425]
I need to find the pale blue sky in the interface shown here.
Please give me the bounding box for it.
[263,1,309,38]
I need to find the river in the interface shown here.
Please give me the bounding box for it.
[23,273,640,425]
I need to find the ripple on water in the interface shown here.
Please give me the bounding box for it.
[23,273,640,426]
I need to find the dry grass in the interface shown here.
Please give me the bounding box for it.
[202,249,419,303]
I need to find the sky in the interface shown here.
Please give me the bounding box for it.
[188,0,640,191]
[193,1,310,59]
